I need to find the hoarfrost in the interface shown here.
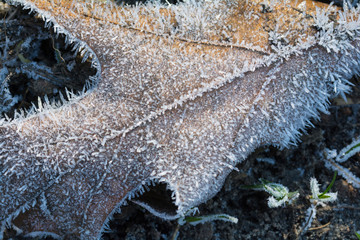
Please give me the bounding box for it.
[1,0,360,239]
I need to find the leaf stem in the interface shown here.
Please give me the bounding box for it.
[318,171,337,198]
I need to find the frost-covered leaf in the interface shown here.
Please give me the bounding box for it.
[324,138,360,188]
[1,0,360,239]
[243,179,299,208]
[310,177,337,203]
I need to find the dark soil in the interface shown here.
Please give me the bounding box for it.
[0,2,96,119]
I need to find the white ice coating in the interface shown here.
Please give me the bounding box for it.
[1,0,360,239]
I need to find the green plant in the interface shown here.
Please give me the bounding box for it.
[324,137,360,189]
[300,172,338,236]
[243,179,299,208]
[355,230,360,239]
[310,171,337,202]
[170,208,238,240]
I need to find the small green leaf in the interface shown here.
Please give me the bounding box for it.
[184,216,202,223]
[183,214,238,226]
[355,231,360,240]
[288,191,299,199]
[18,53,31,64]
[345,142,360,155]
[318,171,337,198]
[318,194,331,199]
[16,40,31,64]
[54,48,65,64]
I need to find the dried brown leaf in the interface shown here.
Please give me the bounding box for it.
[1,0,360,239]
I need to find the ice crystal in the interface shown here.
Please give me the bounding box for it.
[300,176,337,236]
[0,0,360,239]
[310,177,338,203]
[324,137,360,188]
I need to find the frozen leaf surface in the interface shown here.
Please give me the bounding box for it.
[1,0,360,239]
